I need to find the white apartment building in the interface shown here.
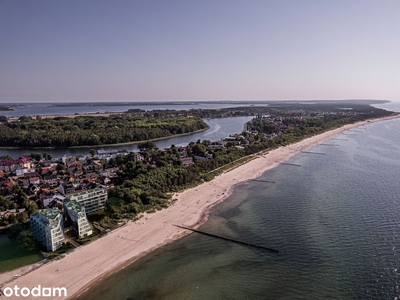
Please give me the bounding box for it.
[64,188,107,215]
[64,200,93,238]
[30,209,65,252]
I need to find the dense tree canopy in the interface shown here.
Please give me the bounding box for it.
[0,115,208,148]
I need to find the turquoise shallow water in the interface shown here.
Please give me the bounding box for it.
[77,119,400,300]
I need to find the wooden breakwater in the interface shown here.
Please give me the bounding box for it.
[250,179,276,183]
[319,143,340,146]
[172,224,280,253]
[280,162,302,167]
[301,151,326,155]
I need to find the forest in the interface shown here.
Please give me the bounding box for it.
[127,102,393,119]
[0,115,208,148]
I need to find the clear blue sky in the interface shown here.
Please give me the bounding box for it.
[1,0,399,103]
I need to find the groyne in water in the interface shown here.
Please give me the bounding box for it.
[301,151,326,155]
[172,224,280,253]
[250,179,276,183]
[280,162,302,167]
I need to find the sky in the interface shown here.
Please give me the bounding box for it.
[0,0,399,103]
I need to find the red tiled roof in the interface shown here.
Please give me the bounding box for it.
[42,167,55,172]
[3,182,13,187]
[0,158,31,167]
[181,157,193,161]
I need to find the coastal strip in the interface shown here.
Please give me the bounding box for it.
[0,115,399,300]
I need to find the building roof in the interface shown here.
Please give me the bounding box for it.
[3,182,14,188]
[0,158,30,167]
[181,157,193,161]
[66,187,105,198]
[44,175,58,181]
[65,200,84,213]
[36,208,61,220]
[104,167,119,173]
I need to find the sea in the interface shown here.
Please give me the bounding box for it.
[75,117,400,300]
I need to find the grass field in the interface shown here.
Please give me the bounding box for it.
[0,235,43,273]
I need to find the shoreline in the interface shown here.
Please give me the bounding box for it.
[0,114,399,300]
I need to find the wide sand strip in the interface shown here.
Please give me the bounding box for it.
[0,115,398,300]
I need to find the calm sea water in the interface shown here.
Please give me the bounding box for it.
[372,101,400,113]
[77,118,400,300]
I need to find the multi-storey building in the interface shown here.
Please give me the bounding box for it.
[30,209,65,252]
[64,200,93,238]
[64,188,107,215]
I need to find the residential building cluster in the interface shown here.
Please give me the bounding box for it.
[0,116,292,233]
[0,152,116,251]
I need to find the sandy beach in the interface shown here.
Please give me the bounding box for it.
[0,115,398,300]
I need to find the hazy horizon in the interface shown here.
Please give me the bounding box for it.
[1,99,394,105]
[1,1,399,103]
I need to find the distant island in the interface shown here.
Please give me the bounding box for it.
[46,99,390,107]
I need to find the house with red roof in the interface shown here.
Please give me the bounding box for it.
[0,157,32,173]
[29,177,40,185]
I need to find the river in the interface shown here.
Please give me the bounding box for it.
[0,116,253,159]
